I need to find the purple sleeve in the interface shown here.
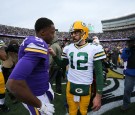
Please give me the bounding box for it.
[9,52,41,80]
[24,49,48,59]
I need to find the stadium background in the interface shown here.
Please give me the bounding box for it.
[0,13,135,115]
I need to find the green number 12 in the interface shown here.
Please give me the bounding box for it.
[69,52,88,70]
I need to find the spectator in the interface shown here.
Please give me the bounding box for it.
[2,40,19,104]
[0,40,9,112]
[49,35,63,95]
[49,21,106,115]
[121,35,135,111]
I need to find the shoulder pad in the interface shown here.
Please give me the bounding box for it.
[25,36,47,48]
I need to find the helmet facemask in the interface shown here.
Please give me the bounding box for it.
[69,21,89,45]
[70,30,86,44]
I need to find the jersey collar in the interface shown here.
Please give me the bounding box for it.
[74,42,88,49]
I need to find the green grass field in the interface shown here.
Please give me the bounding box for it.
[1,77,135,115]
[102,103,135,115]
[52,84,67,115]
[0,84,67,115]
[0,93,29,115]
[2,88,135,115]
[1,83,135,115]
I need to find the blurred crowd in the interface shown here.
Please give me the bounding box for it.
[0,24,134,51]
[1,24,135,40]
[0,24,34,36]
[89,29,135,40]
[0,23,135,114]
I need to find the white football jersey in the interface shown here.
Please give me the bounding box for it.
[62,43,106,85]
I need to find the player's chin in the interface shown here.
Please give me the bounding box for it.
[72,38,76,41]
[47,39,53,44]
[73,40,78,43]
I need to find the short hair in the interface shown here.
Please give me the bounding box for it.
[34,17,54,32]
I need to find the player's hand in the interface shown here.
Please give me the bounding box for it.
[37,101,55,115]
[92,93,102,111]
[48,47,56,57]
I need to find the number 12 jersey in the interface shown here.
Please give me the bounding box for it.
[62,43,106,85]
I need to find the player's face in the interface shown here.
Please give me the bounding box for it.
[70,30,82,43]
[43,25,55,44]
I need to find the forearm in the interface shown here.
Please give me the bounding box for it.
[6,79,41,108]
[53,56,69,68]
[94,60,104,95]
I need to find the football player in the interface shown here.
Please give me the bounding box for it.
[6,18,55,115]
[49,21,106,115]
[121,35,135,111]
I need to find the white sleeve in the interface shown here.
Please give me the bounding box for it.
[61,45,69,59]
[93,45,106,61]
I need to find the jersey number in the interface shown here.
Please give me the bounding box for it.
[69,52,88,70]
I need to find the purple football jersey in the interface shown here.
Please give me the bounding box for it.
[9,36,50,96]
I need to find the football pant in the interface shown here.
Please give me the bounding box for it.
[66,82,91,115]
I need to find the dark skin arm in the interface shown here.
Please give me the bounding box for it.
[6,79,41,108]
[6,54,44,108]
[49,47,69,68]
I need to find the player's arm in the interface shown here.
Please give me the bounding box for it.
[53,56,69,68]
[92,60,104,111]
[6,53,41,108]
[49,47,69,68]
[94,60,104,95]
[92,44,106,111]
[93,45,105,94]
[7,79,41,108]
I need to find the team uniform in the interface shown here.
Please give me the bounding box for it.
[9,36,54,115]
[61,43,106,115]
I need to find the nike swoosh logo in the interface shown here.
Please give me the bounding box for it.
[37,43,44,47]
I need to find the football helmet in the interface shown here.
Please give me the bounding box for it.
[70,21,89,44]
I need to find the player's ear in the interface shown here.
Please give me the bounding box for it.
[40,29,46,36]
[41,31,45,36]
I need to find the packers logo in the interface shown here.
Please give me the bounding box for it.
[81,22,86,27]
[75,88,83,94]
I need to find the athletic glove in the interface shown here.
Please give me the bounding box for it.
[37,101,55,115]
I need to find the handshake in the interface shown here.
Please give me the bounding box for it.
[37,101,55,115]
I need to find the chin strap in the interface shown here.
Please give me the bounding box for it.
[74,32,85,45]
[74,38,83,45]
